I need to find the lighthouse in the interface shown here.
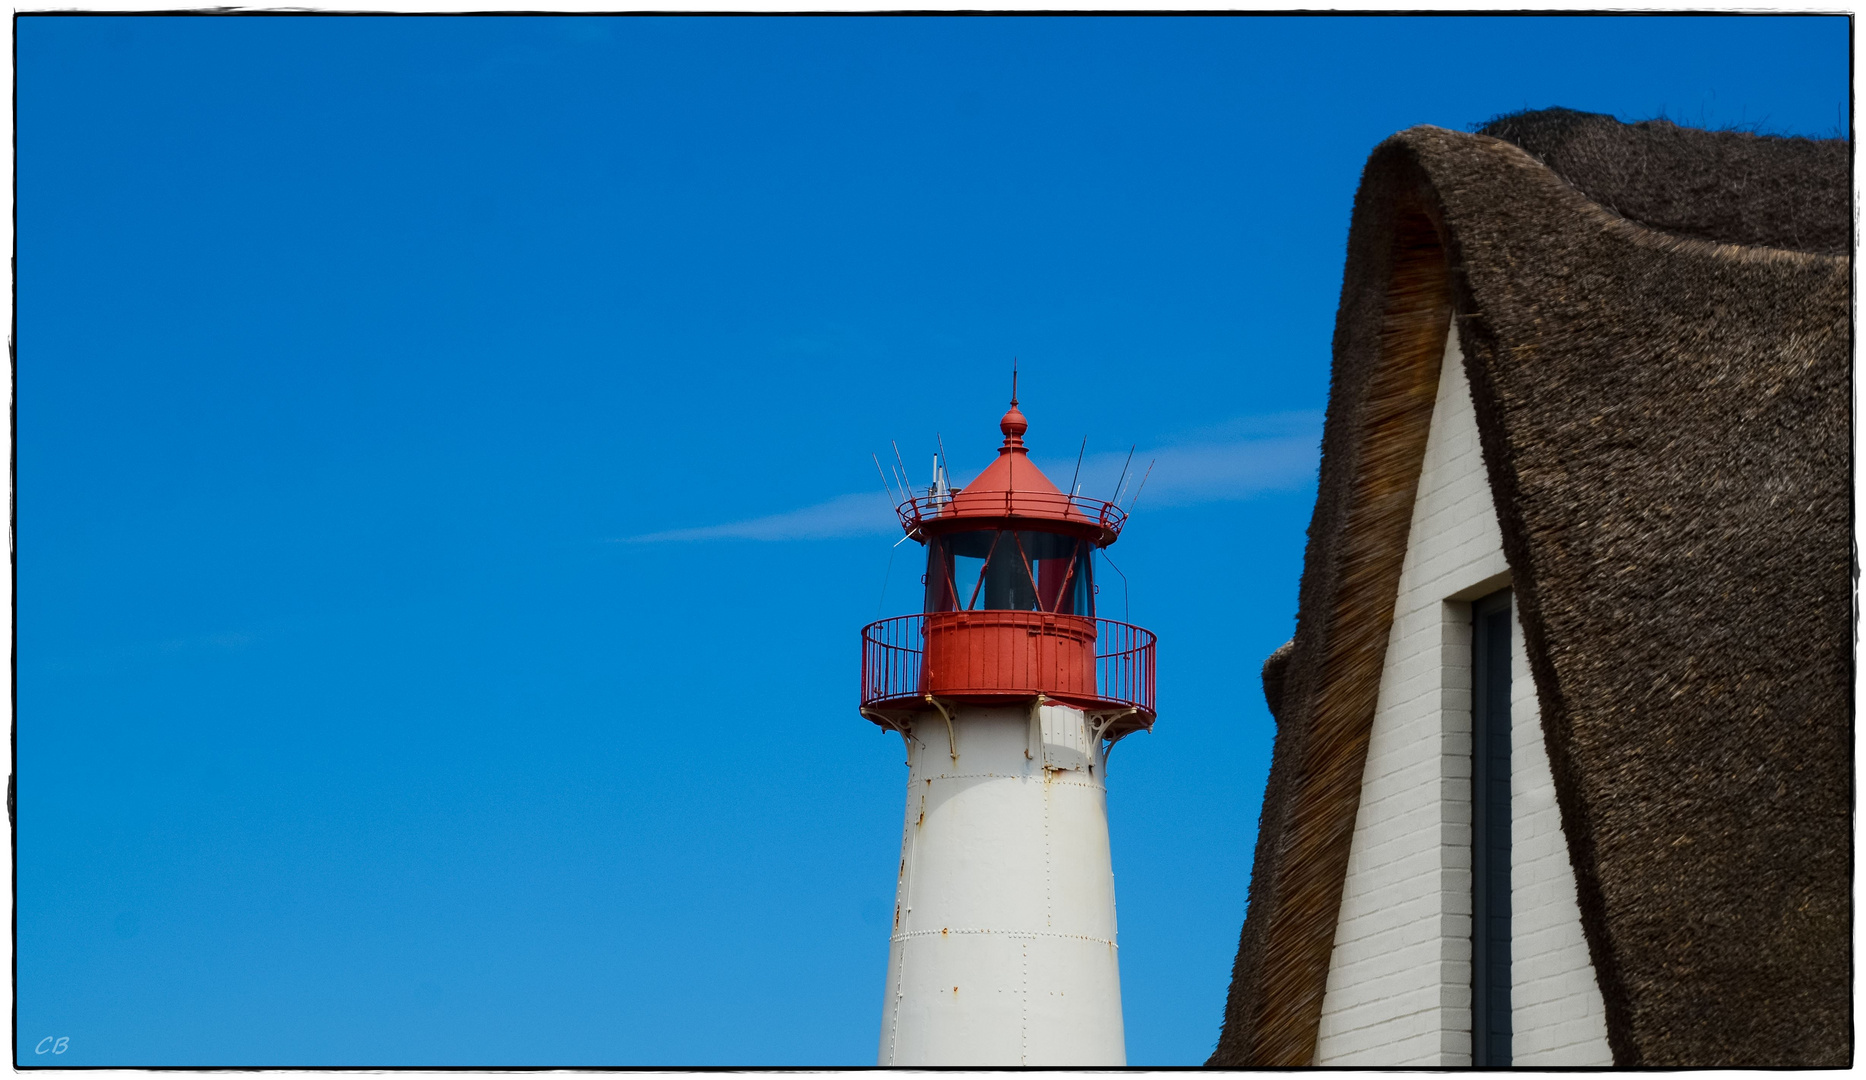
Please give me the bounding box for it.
[859,394,1157,1066]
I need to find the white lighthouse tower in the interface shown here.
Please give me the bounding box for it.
[859,395,1157,1066]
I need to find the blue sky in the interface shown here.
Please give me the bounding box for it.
[18,13,1848,1067]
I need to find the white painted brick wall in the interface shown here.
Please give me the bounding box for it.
[1312,332,1610,1066]
[1511,607,1612,1065]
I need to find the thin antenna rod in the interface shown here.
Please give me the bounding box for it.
[1068,436,1087,499]
[1011,357,1018,405]
[874,453,901,506]
[1111,445,1136,504]
[1125,459,1155,513]
[891,440,914,496]
[936,434,951,482]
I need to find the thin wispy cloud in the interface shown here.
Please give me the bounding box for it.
[1043,411,1324,510]
[621,411,1323,543]
[621,491,899,543]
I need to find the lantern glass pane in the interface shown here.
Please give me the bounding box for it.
[924,530,1093,616]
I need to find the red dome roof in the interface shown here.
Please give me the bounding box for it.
[895,400,1127,546]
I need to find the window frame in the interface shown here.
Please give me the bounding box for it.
[1471,587,1514,1067]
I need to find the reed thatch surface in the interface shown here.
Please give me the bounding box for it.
[1211,110,1850,1068]
[1478,107,1850,255]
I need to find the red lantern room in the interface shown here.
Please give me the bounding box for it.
[860,396,1157,739]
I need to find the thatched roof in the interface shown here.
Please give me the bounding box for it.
[1210,109,1850,1068]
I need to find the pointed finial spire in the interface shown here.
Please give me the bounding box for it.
[999,359,1028,451]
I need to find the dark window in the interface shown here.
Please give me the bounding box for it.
[1471,589,1513,1067]
[924,529,1093,616]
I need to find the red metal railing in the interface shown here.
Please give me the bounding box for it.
[860,612,927,709]
[1093,618,1157,718]
[860,613,1156,717]
[895,491,1127,539]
